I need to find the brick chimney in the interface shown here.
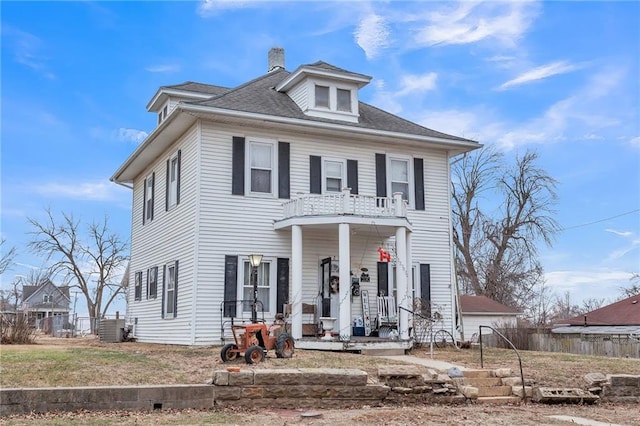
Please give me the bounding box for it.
[268,47,285,72]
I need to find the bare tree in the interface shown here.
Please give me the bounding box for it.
[0,238,17,275]
[28,210,128,328]
[452,148,560,309]
[619,273,640,298]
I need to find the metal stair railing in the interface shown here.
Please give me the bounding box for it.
[479,325,526,401]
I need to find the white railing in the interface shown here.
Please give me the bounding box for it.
[282,188,407,220]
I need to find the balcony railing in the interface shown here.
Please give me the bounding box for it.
[282,188,407,220]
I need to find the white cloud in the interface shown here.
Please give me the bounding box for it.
[605,229,633,237]
[630,136,640,148]
[414,1,540,48]
[35,180,129,202]
[396,72,438,97]
[117,128,148,144]
[145,64,181,73]
[498,61,585,90]
[2,26,55,79]
[196,0,252,17]
[354,13,390,60]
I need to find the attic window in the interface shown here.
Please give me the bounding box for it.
[337,89,351,112]
[43,294,52,303]
[315,85,329,108]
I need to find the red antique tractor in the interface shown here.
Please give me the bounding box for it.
[220,322,295,364]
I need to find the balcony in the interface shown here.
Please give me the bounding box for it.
[275,188,409,230]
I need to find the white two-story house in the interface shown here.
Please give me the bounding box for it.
[111,48,480,348]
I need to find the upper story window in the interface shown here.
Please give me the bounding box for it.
[247,139,276,195]
[315,85,330,108]
[43,294,52,303]
[337,89,351,112]
[323,159,345,193]
[387,155,413,203]
[167,150,181,209]
[143,173,155,223]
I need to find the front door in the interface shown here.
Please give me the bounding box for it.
[320,257,332,317]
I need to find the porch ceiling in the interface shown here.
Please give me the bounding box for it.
[273,215,411,237]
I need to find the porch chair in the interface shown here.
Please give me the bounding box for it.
[283,302,319,336]
[376,295,398,337]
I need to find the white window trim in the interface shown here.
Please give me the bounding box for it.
[386,154,414,208]
[245,138,278,197]
[237,257,277,315]
[306,79,359,122]
[321,157,347,194]
[168,151,179,209]
[164,260,177,318]
[145,173,154,222]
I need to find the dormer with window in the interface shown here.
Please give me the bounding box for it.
[276,62,371,123]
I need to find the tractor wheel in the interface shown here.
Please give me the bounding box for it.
[220,343,239,362]
[244,345,265,364]
[275,333,295,358]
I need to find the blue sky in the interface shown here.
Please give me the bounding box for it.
[1,1,638,316]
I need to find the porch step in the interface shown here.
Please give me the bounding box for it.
[478,386,514,397]
[462,369,494,378]
[361,348,406,356]
[476,396,522,404]
[455,377,503,387]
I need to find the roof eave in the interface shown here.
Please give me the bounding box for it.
[276,66,372,92]
[181,104,480,153]
[146,89,216,112]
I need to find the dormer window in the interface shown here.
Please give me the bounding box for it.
[315,85,330,108]
[337,89,351,112]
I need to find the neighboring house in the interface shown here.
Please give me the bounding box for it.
[22,280,71,329]
[552,294,640,340]
[459,295,521,339]
[111,48,480,347]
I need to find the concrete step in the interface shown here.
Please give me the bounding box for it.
[477,386,514,397]
[462,369,494,378]
[476,396,522,404]
[456,377,503,387]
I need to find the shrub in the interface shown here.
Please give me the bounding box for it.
[1,313,36,344]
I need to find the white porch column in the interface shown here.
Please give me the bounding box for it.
[395,226,410,340]
[338,223,351,341]
[291,225,303,340]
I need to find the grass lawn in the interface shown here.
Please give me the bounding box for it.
[1,335,640,425]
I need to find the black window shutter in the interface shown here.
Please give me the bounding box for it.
[377,261,389,296]
[165,159,170,212]
[142,178,147,225]
[232,137,245,195]
[150,172,155,220]
[173,260,178,318]
[278,142,290,199]
[276,258,289,314]
[347,159,358,195]
[161,265,166,319]
[309,155,321,194]
[176,150,181,205]
[420,264,431,314]
[414,158,425,210]
[224,255,238,317]
[375,153,387,197]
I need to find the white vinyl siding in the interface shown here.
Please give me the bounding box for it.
[130,119,458,345]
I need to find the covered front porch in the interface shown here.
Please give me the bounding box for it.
[275,189,415,347]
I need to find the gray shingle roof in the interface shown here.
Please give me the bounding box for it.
[164,81,229,96]
[186,67,475,143]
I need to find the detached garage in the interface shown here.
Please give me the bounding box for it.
[460,295,522,340]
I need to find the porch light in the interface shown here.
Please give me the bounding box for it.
[248,254,263,324]
[248,254,263,268]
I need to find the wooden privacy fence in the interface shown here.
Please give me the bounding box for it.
[528,333,640,358]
